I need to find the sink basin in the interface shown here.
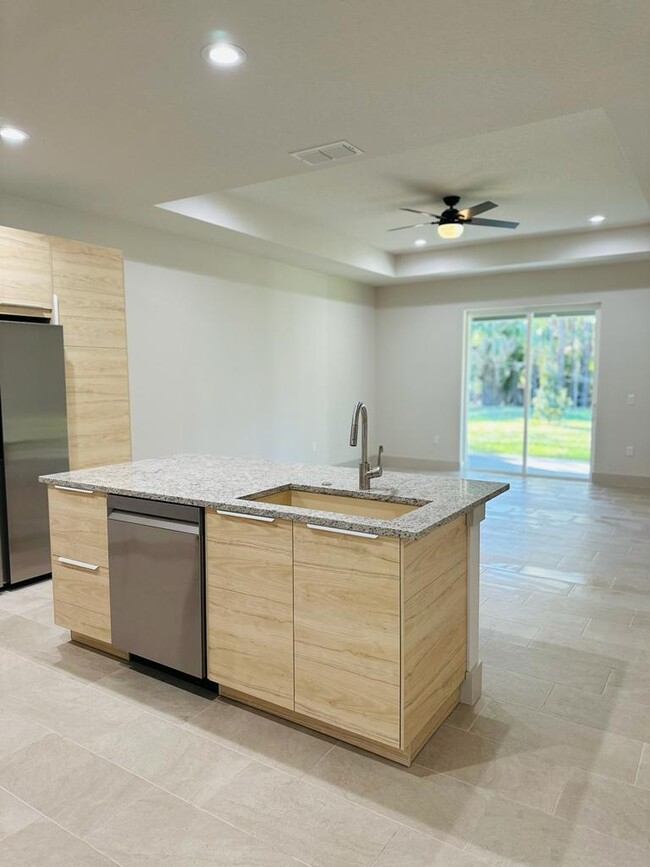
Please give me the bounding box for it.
[244,486,424,521]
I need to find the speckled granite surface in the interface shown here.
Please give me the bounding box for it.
[40,454,508,540]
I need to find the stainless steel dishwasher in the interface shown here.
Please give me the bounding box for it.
[108,495,205,678]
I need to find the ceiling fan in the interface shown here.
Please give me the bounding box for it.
[390,195,519,240]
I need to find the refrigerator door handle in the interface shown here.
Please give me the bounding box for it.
[57,556,99,572]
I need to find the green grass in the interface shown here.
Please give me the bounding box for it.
[468,406,592,460]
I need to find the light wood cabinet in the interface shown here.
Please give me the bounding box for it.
[0,225,52,313]
[48,486,113,644]
[206,511,294,709]
[51,238,131,470]
[401,517,467,748]
[209,513,468,764]
[0,226,132,471]
[293,524,401,746]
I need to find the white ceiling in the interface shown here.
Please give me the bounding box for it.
[1,0,649,282]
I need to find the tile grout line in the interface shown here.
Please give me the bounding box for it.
[365,828,399,867]
[549,772,570,818]
[600,667,615,696]
[1,733,315,867]
[2,681,438,866]
[0,782,124,867]
[632,743,646,789]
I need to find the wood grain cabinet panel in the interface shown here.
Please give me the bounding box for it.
[49,239,124,298]
[58,315,127,349]
[50,237,131,469]
[0,225,52,309]
[401,517,468,748]
[48,487,112,643]
[54,599,111,645]
[206,511,294,709]
[52,562,110,623]
[65,396,131,470]
[48,486,109,566]
[63,347,131,396]
[293,524,401,746]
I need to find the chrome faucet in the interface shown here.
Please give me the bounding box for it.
[349,401,384,490]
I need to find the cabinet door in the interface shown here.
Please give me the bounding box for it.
[206,511,294,709]
[0,226,52,311]
[48,486,112,643]
[294,524,401,746]
[50,238,131,469]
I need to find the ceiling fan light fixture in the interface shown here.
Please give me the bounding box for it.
[589,214,606,224]
[414,238,427,247]
[437,223,464,239]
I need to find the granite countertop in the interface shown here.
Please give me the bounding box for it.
[40,454,509,540]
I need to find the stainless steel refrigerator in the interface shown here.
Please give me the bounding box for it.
[0,321,69,588]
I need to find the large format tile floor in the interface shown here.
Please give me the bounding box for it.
[0,476,649,865]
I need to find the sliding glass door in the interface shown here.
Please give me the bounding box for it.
[466,315,527,473]
[464,308,597,478]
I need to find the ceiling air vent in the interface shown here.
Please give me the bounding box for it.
[290,141,364,167]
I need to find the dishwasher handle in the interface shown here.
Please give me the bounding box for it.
[108,510,199,536]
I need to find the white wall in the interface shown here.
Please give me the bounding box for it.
[376,261,650,481]
[1,194,375,465]
[3,192,648,480]
[125,260,374,463]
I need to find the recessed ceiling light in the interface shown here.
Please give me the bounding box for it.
[202,42,247,67]
[589,215,606,224]
[0,126,30,145]
[414,238,427,247]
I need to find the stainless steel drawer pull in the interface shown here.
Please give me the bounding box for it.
[57,556,99,572]
[306,523,378,539]
[54,485,96,494]
[108,511,199,535]
[216,510,275,523]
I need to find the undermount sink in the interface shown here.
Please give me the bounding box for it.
[244,486,424,521]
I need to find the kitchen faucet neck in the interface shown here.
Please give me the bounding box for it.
[349,401,383,490]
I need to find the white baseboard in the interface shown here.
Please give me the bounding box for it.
[460,661,483,706]
[591,472,650,490]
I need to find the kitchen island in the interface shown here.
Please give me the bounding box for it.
[41,454,508,765]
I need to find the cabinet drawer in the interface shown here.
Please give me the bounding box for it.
[48,486,108,567]
[51,558,110,618]
[54,599,111,644]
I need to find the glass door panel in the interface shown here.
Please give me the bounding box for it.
[466,315,527,473]
[527,311,596,478]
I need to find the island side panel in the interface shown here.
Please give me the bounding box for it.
[205,511,295,710]
[401,516,468,752]
[460,503,485,705]
[293,525,401,747]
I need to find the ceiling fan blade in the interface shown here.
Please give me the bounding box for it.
[388,222,433,232]
[400,207,441,218]
[459,201,498,219]
[468,217,519,229]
